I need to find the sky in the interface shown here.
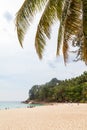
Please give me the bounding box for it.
[0,0,87,101]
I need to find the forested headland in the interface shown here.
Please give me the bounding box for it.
[25,72,87,103]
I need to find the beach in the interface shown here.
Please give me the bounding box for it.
[0,103,87,130]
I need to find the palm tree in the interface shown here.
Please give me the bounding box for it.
[16,0,87,64]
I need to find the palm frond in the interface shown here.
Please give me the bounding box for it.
[66,0,87,64]
[60,0,82,63]
[56,24,63,55]
[64,0,81,36]
[56,0,72,59]
[16,0,47,46]
[56,0,65,55]
[35,0,58,59]
[82,0,87,64]
[56,0,65,20]
[63,41,69,64]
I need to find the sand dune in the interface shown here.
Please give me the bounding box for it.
[0,103,87,130]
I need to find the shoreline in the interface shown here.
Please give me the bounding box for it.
[0,102,86,110]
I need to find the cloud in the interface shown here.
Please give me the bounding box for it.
[3,11,13,22]
[45,55,64,69]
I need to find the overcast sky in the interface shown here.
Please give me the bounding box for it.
[0,0,87,101]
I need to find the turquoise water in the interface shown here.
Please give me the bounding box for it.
[0,101,39,110]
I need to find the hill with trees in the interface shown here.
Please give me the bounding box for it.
[25,72,87,103]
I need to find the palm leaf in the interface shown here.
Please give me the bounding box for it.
[56,0,65,20]
[16,0,47,46]
[56,0,65,55]
[35,0,58,59]
[61,0,82,63]
[56,23,63,55]
[56,0,72,61]
[63,41,69,64]
[82,0,87,64]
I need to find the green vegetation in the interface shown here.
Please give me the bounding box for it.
[27,72,87,103]
[16,0,87,64]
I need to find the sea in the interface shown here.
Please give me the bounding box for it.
[0,101,39,110]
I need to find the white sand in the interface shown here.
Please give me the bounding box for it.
[0,103,87,130]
